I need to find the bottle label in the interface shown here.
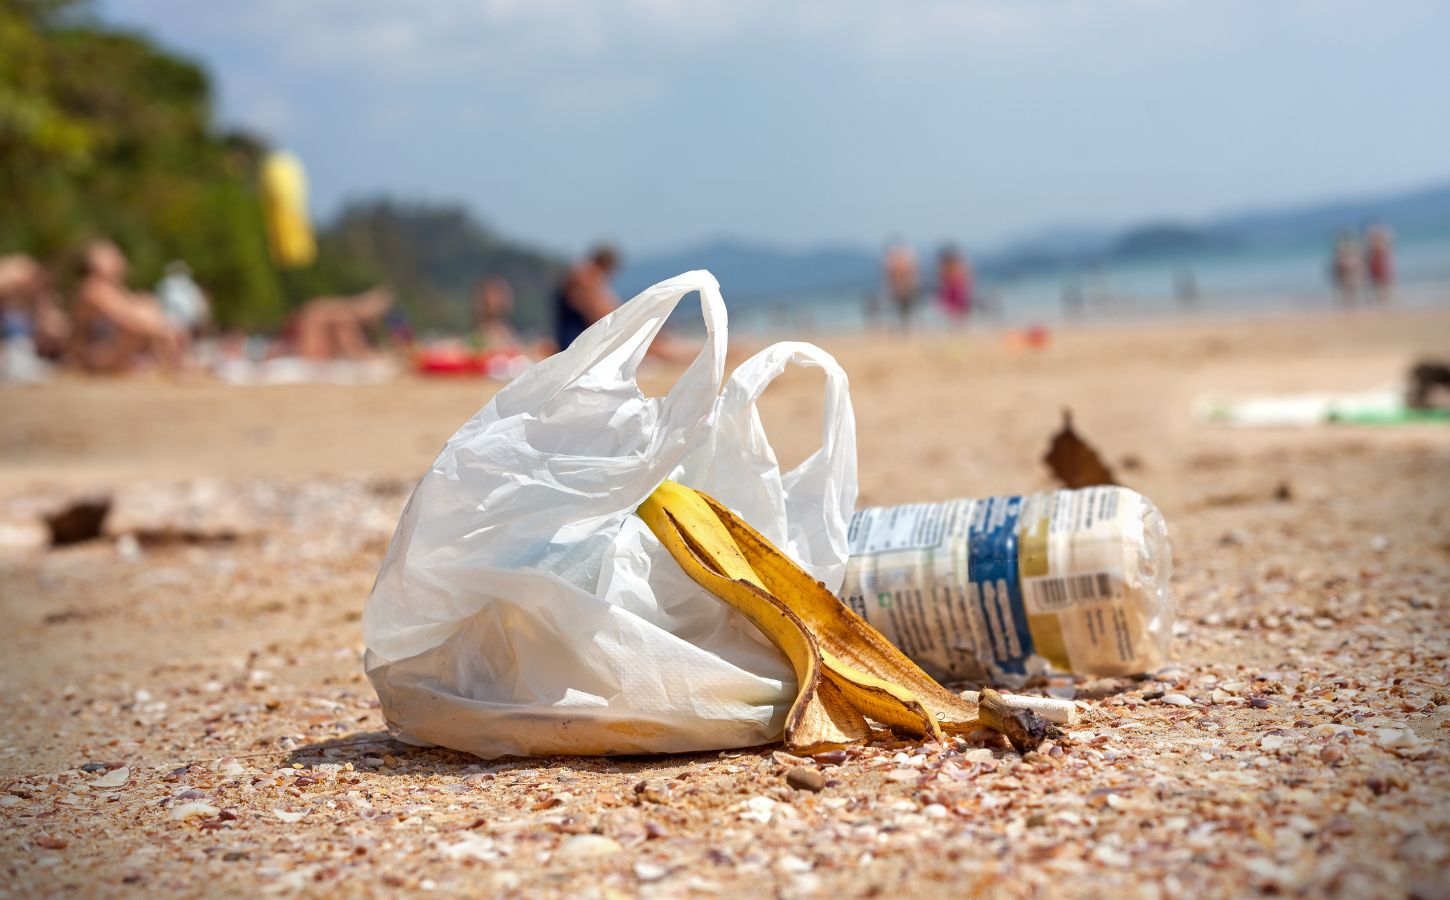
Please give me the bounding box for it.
[841,488,1148,680]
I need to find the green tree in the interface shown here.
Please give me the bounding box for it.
[0,0,285,328]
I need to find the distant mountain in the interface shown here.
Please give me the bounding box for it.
[1109,222,1239,259]
[315,199,565,334]
[617,180,1450,297]
[1212,182,1450,244]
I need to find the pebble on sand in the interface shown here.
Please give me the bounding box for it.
[785,767,826,792]
[556,835,622,859]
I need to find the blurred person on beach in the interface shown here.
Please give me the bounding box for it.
[71,240,189,373]
[936,246,973,324]
[1365,225,1394,306]
[286,286,396,361]
[155,261,211,336]
[473,276,521,351]
[549,245,694,363]
[0,254,70,360]
[883,241,920,331]
[1329,232,1362,307]
[552,245,620,352]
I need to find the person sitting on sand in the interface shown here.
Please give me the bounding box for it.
[71,240,188,373]
[287,286,396,361]
[473,276,521,351]
[0,254,70,360]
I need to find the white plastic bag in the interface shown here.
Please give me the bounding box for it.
[364,271,857,758]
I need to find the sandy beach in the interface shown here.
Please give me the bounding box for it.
[1,307,1447,897]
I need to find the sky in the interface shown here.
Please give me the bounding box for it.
[101,0,1450,257]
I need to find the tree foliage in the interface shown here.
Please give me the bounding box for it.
[1,1,564,333]
[311,200,563,335]
[1,0,284,328]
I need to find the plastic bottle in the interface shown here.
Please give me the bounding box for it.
[837,487,1173,682]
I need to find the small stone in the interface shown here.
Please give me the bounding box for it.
[785,767,825,792]
[812,750,849,766]
[216,758,245,778]
[272,808,306,823]
[963,748,995,763]
[1320,745,1345,764]
[1160,693,1194,707]
[92,767,130,789]
[80,763,107,774]
[1259,735,1286,752]
[777,854,814,874]
[1372,727,1423,752]
[170,802,220,821]
[1249,696,1273,710]
[557,834,622,859]
[633,862,669,882]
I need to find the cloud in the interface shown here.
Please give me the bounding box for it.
[112,0,1443,88]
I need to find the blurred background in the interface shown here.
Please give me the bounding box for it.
[3,8,1450,895]
[3,0,1447,348]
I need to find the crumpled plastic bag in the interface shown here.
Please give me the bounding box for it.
[363,271,857,757]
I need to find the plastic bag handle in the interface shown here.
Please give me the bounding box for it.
[495,268,725,423]
[489,269,727,464]
[719,342,857,579]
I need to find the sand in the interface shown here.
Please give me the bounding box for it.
[1,307,1447,897]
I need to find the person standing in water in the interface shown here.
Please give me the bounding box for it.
[883,241,920,331]
[1365,225,1394,306]
[1329,232,1362,308]
[936,246,973,325]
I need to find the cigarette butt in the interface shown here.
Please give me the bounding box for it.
[960,690,1078,725]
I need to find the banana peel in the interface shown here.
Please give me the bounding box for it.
[638,480,979,754]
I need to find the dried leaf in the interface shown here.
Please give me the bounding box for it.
[1043,410,1116,488]
[45,497,111,547]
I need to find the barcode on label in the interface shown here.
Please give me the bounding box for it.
[1029,572,1115,610]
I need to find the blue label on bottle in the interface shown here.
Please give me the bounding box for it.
[967,495,1033,675]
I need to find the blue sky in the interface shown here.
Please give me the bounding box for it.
[102,0,1449,256]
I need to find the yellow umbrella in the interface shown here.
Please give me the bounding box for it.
[259,151,316,269]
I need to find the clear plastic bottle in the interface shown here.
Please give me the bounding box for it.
[838,487,1174,682]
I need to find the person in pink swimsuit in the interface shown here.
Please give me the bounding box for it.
[937,246,973,323]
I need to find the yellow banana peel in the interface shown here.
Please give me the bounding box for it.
[638,480,979,754]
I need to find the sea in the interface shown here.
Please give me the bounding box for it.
[717,226,1450,335]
